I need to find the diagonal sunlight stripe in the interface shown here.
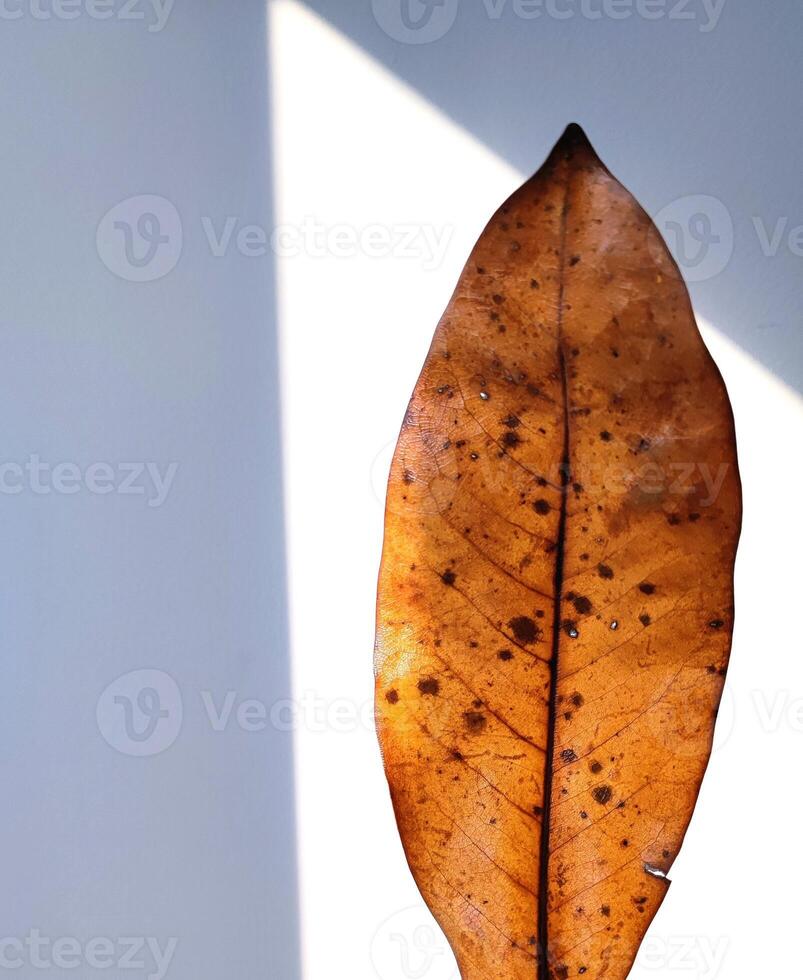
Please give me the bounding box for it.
[268,6,801,979]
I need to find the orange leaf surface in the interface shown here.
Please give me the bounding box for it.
[374,124,741,980]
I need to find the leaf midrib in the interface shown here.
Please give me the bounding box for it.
[537,160,573,980]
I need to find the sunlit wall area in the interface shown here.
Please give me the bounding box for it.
[270,3,802,978]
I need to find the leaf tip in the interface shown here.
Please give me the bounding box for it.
[558,121,591,148]
[541,122,603,172]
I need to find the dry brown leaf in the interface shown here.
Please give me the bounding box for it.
[374,124,741,980]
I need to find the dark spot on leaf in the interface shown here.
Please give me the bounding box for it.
[498,649,514,661]
[418,678,440,696]
[598,563,614,579]
[571,693,584,708]
[571,594,592,614]
[503,431,521,448]
[441,570,456,586]
[560,748,577,763]
[592,785,613,805]
[709,619,725,629]
[590,761,603,774]
[463,710,487,733]
[502,415,520,429]
[386,689,399,705]
[600,430,612,442]
[534,499,551,515]
[639,613,652,626]
[509,616,541,644]
[639,582,656,595]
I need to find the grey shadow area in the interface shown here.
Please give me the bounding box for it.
[302,0,803,391]
[0,2,299,978]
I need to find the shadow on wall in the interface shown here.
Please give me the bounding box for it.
[300,0,803,393]
[0,3,299,979]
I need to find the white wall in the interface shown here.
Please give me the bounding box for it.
[0,4,298,979]
[271,3,803,979]
[0,2,799,978]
